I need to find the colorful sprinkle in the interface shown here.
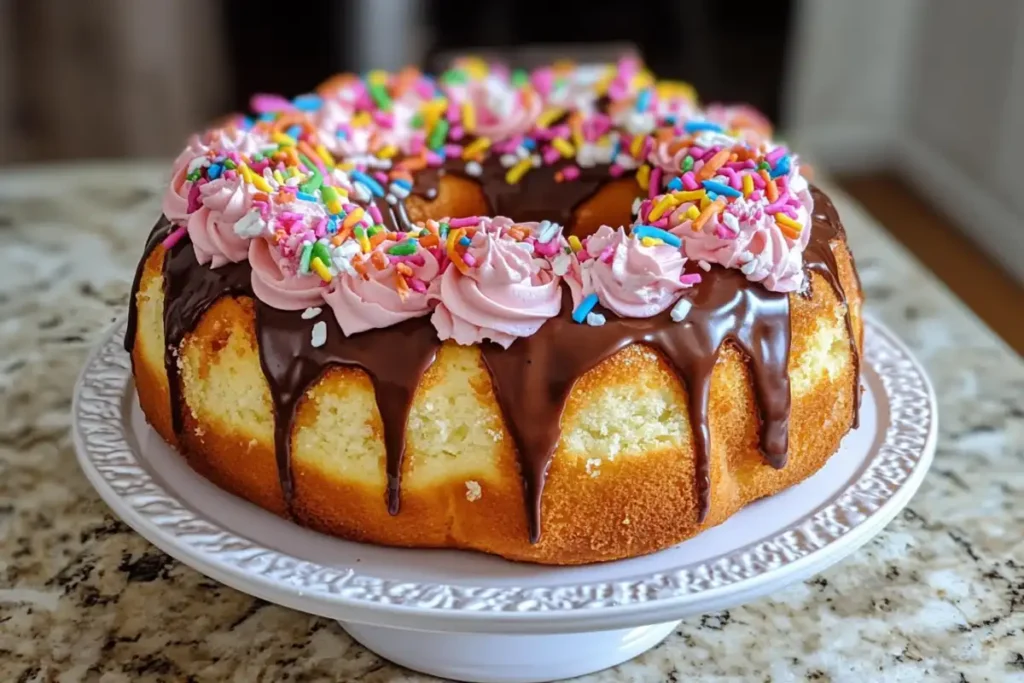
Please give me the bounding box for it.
[684,121,723,134]
[310,256,332,282]
[646,195,677,221]
[633,224,682,248]
[775,213,803,239]
[299,243,313,274]
[670,298,693,322]
[505,157,533,184]
[572,293,600,323]
[701,180,741,198]
[161,225,189,250]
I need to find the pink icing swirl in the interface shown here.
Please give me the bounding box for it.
[431,218,562,348]
[568,226,690,318]
[163,135,210,222]
[249,237,324,310]
[324,240,441,336]
[186,177,252,268]
[453,76,542,140]
[163,128,266,223]
[669,173,813,292]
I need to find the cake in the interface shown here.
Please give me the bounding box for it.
[125,58,863,565]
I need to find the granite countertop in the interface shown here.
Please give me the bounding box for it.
[0,163,1021,682]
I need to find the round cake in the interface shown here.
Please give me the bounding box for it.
[126,57,863,565]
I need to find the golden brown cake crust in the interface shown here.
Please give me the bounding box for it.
[127,179,863,564]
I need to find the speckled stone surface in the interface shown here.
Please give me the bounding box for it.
[0,163,1021,683]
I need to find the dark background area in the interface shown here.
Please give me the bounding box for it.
[224,0,794,123]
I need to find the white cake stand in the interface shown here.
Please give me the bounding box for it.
[73,317,936,683]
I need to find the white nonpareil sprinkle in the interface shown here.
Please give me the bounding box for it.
[698,260,711,271]
[576,144,597,168]
[536,220,560,244]
[352,183,372,203]
[465,160,483,177]
[614,153,639,171]
[499,153,518,168]
[625,111,656,135]
[187,156,210,174]
[311,321,327,348]
[552,252,571,276]
[233,209,269,238]
[301,307,322,319]
[335,239,361,260]
[695,130,740,149]
[671,298,693,322]
[722,212,740,235]
[465,481,482,502]
[385,193,398,205]
[586,312,607,326]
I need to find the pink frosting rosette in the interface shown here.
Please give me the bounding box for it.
[324,239,441,336]
[450,74,542,140]
[249,237,325,310]
[567,226,690,318]
[163,135,211,222]
[186,176,252,268]
[431,218,562,348]
[647,139,692,176]
[669,173,814,292]
[164,128,267,223]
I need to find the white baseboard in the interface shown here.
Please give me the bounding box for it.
[783,124,895,175]
[897,138,1024,285]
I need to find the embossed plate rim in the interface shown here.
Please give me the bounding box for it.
[73,316,936,633]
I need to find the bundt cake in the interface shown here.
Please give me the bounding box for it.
[125,57,863,565]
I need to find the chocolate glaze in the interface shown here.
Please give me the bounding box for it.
[412,157,620,231]
[123,218,171,355]
[254,303,439,511]
[481,269,790,542]
[123,176,859,544]
[803,187,861,428]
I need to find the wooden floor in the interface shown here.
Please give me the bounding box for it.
[838,173,1024,356]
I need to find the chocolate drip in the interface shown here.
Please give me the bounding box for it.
[254,303,440,511]
[161,244,251,434]
[481,269,790,542]
[123,218,172,354]
[803,187,861,428]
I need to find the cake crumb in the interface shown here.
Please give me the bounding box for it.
[311,321,327,348]
[465,481,482,502]
[622,517,631,525]
[302,306,323,319]
[585,458,602,477]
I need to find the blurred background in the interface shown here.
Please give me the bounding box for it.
[1,0,1021,351]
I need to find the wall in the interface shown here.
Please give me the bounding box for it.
[785,0,1024,284]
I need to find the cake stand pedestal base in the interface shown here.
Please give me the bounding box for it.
[339,620,680,683]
